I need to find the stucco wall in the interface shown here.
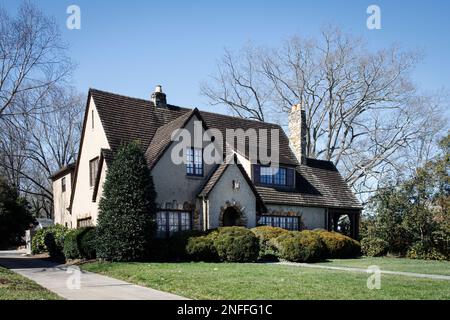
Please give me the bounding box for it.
[52,173,72,227]
[265,204,327,230]
[151,115,217,228]
[207,164,256,229]
[70,97,110,228]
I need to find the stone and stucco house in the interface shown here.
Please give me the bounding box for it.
[50,86,362,238]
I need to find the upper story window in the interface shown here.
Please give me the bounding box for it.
[91,110,94,129]
[89,157,99,187]
[61,176,66,193]
[186,147,203,176]
[260,167,286,185]
[253,164,294,188]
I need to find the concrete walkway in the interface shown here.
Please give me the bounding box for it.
[0,250,188,300]
[275,261,450,281]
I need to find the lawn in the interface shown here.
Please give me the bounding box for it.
[0,267,61,300]
[319,257,450,276]
[82,260,450,300]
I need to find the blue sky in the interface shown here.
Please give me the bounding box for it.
[2,0,450,114]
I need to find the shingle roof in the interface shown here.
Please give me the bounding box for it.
[256,158,362,210]
[88,88,361,210]
[49,162,76,180]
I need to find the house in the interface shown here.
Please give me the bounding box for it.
[50,86,362,238]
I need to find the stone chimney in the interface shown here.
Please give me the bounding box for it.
[288,103,307,165]
[151,85,167,108]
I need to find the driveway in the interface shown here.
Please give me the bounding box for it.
[0,250,188,300]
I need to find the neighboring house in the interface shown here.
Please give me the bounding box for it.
[50,86,362,238]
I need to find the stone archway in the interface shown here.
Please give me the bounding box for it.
[219,201,247,227]
[222,207,240,226]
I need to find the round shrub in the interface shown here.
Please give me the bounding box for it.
[314,230,361,258]
[251,226,289,261]
[63,230,82,259]
[79,227,97,260]
[213,227,259,262]
[361,236,389,257]
[275,230,326,262]
[44,225,69,258]
[32,228,48,254]
[186,235,218,261]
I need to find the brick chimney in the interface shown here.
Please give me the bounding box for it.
[288,103,307,165]
[151,85,167,108]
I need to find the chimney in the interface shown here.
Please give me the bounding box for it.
[151,85,167,108]
[288,103,307,165]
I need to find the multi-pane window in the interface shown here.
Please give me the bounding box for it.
[77,217,93,228]
[259,215,299,231]
[61,177,66,193]
[89,157,99,187]
[156,210,192,237]
[186,148,203,176]
[260,167,286,186]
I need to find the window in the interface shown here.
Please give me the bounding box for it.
[260,167,286,186]
[89,157,99,187]
[259,215,299,231]
[61,177,66,193]
[77,217,92,228]
[186,148,203,176]
[156,210,192,238]
[91,110,94,129]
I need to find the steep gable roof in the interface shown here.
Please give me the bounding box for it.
[82,88,360,210]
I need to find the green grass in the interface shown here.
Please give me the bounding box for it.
[0,267,61,300]
[82,261,450,300]
[319,257,450,275]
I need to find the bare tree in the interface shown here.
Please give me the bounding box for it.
[201,27,448,200]
[0,86,84,217]
[0,1,72,119]
[0,1,80,217]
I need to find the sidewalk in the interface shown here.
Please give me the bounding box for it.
[0,250,188,300]
[275,261,450,281]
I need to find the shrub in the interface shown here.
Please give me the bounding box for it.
[32,228,48,254]
[63,230,82,259]
[407,241,448,261]
[251,226,288,260]
[63,227,97,260]
[79,227,97,260]
[314,230,361,258]
[96,141,157,262]
[167,230,207,261]
[275,230,326,262]
[213,227,259,262]
[360,236,389,257]
[43,225,69,258]
[186,235,218,261]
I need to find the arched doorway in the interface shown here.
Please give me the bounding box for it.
[222,207,240,227]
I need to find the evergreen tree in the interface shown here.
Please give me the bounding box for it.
[0,177,34,248]
[96,141,157,261]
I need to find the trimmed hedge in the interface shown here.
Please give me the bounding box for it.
[314,229,361,258]
[214,227,259,262]
[275,230,326,262]
[186,235,219,262]
[63,227,97,260]
[167,230,207,261]
[251,226,288,261]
